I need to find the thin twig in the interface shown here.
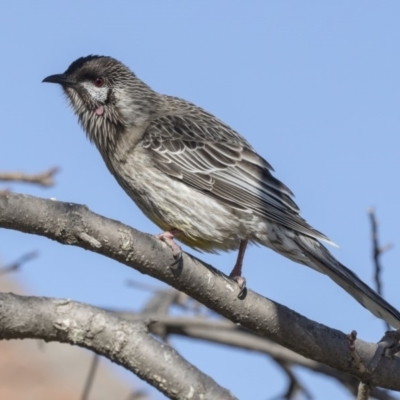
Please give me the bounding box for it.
[126,279,163,293]
[0,250,38,275]
[270,361,312,400]
[80,354,100,400]
[0,167,59,187]
[368,208,393,331]
[357,382,371,400]
[124,391,148,400]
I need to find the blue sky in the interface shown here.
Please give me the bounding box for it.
[1,2,400,399]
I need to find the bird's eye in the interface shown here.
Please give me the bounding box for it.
[93,77,104,87]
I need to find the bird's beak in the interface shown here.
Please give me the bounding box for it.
[42,73,75,87]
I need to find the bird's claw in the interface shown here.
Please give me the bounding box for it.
[230,275,247,298]
[155,230,182,267]
[170,247,183,267]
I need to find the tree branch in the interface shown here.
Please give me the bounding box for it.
[0,167,58,187]
[0,192,400,391]
[368,208,393,331]
[80,354,100,400]
[0,250,38,275]
[0,292,235,400]
[115,312,397,399]
[358,382,372,400]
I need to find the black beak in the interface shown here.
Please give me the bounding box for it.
[42,73,75,87]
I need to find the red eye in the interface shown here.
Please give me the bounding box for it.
[94,77,104,87]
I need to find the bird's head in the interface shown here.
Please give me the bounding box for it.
[43,55,160,149]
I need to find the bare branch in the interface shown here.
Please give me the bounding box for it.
[126,390,148,400]
[368,208,393,331]
[0,250,38,275]
[80,354,100,400]
[367,331,400,373]
[270,361,312,400]
[0,167,59,187]
[126,279,162,293]
[0,292,235,400]
[1,192,400,391]
[358,382,372,400]
[124,391,148,400]
[368,208,393,297]
[113,312,397,399]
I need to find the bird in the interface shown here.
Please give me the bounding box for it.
[43,55,400,329]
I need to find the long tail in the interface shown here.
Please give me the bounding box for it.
[294,235,400,330]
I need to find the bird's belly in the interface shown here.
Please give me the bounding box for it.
[112,154,246,253]
[135,179,244,252]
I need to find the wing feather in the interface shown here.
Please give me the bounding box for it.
[141,105,330,242]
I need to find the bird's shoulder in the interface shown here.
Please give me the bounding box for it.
[140,95,275,177]
[143,95,252,147]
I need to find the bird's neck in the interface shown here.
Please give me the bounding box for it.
[80,88,164,156]
[114,82,164,127]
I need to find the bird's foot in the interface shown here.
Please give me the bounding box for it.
[155,229,182,265]
[230,273,247,297]
[229,262,247,298]
[229,240,248,298]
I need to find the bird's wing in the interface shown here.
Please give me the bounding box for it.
[142,105,400,330]
[141,107,331,243]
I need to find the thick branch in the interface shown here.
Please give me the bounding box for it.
[116,313,396,399]
[1,192,400,390]
[0,292,235,400]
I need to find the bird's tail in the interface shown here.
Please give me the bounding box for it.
[293,234,400,330]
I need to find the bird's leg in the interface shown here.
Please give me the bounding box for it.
[229,239,248,292]
[155,228,182,262]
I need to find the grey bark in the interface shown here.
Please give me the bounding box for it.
[0,192,399,391]
[0,292,235,400]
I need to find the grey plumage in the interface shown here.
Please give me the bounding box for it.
[43,55,400,329]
